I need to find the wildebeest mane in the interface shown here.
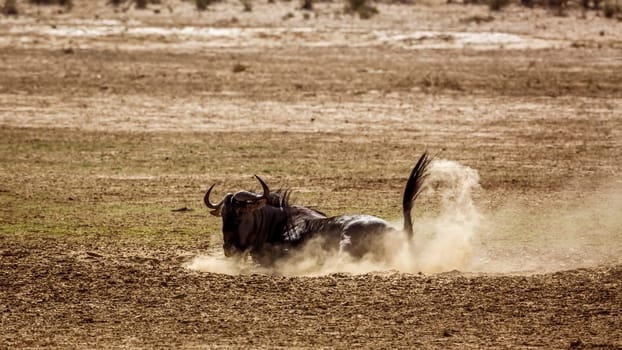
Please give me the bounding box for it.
[265,188,292,208]
[266,188,327,217]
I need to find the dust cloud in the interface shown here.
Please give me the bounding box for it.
[185,255,248,275]
[471,179,622,274]
[188,161,622,276]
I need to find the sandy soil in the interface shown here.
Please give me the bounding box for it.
[1,0,622,348]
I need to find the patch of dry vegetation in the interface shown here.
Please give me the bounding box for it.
[344,0,379,18]
[603,0,622,18]
[2,0,18,15]
[7,0,622,20]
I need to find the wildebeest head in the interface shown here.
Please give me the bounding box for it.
[204,175,279,257]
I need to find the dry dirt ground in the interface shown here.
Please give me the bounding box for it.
[1,0,622,348]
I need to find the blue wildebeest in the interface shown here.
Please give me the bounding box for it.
[204,152,432,266]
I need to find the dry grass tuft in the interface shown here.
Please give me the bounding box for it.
[344,0,379,18]
[2,0,18,15]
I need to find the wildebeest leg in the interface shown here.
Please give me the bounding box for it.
[250,243,291,267]
[338,233,352,255]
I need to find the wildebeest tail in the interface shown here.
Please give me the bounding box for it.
[402,152,432,238]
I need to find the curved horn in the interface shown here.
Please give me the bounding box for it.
[254,175,270,199]
[204,184,225,211]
